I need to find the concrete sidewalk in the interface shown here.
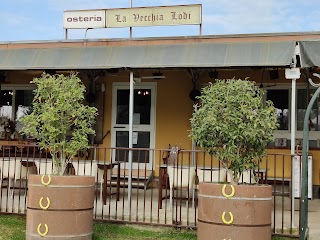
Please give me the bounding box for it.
[272,196,320,239]
[307,199,320,240]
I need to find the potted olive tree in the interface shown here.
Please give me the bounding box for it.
[20,72,97,239]
[189,79,278,240]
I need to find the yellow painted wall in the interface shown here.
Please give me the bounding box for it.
[154,70,194,150]
[96,70,194,162]
[98,70,195,150]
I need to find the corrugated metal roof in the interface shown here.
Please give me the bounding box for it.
[0,41,296,70]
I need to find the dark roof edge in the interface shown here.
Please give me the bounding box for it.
[1,31,320,45]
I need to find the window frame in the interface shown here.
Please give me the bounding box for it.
[265,83,319,141]
[0,84,35,121]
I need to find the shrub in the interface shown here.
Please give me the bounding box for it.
[20,72,97,175]
[189,78,278,184]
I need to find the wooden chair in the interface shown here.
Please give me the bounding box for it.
[162,146,180,188]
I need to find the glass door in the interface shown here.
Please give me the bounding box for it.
[111,83,156,169]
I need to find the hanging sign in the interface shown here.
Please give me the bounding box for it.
[64,4,202,29]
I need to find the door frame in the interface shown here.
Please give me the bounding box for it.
[111,82,157,170]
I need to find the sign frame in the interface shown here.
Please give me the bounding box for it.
[63,4,202,30]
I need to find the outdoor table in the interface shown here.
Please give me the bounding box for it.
[97,162,121,205]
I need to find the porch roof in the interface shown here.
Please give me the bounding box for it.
[300,40,320,67]
[0,41,296,70]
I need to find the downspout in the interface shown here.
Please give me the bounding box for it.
[89,79,96,145]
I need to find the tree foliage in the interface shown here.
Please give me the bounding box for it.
[189,79,279,184]
[20,72,97,175]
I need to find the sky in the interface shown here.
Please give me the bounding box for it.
[1,0,320,42]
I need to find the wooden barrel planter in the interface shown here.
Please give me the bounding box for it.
[198,182,272,240]
[26,175,95,240]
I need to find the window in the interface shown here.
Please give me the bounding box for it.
[267,87,320,132]
[116,89,151,125]
[0,90,13,120]
[0,86,34,138]
[297,89,320,131]
[260,84,320,147]
[266,89,289,130]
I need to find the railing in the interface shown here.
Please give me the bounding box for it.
[0,143,305,238]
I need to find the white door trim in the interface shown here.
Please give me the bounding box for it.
[111,82,157,169]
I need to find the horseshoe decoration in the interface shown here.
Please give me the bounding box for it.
[39,197,51,210]
[41,175,51,186]
[222,211,234,225]
[222,184,235,198]
[37,223,49,237]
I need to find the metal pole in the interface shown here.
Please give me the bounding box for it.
[300,88,319,239]
[299,77,320,240]
[84,28,92,47]
[199,6,202,36]
[290,78,296,228]
[128,71,134,214]
[191,102,198,166]
[291,78,297,153]
[130,0,132,39]
[290,49,298,228]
